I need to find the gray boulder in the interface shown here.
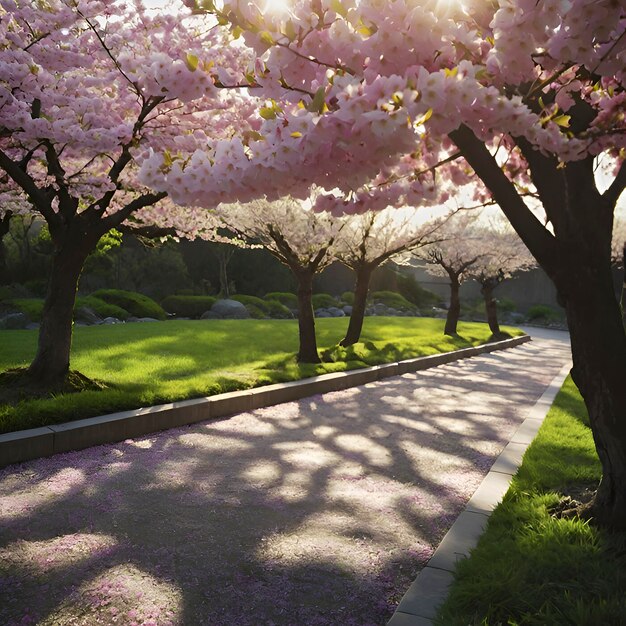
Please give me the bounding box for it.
[326,306,345,318]
[74,306,102,326]
[208,299,250,320]
[314,308,332,318]
[128,317,159,323]
[25,322,40,330]
[0,312,30,330]
[342,305,353,316]
[102,317,122,324]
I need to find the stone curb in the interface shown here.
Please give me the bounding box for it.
[0,335,531,469]
[387,358,572,626]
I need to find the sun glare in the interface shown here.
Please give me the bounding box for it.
[262,0,291,16]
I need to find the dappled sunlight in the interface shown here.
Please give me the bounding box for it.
[0,335,572,624]
[39,564,182,626]
[0,533,118,573]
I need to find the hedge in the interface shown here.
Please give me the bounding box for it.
[92,289,166,320]
[161,295,217,318]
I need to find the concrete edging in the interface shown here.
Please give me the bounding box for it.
[387,358,572,626]
[0,335,531,469]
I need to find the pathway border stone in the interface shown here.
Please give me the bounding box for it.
[387,358,572,626]
[0,335,530,469]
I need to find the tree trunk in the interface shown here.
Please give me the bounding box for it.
[564,269,626,530]
[295,269,320,363]
[620,243,626,330]
[444,276,461,336]
[481,283,501,336]
[28,237,93,386]
[341,265,372,346]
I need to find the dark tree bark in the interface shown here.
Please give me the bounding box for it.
[295,268,321,363]
[450,124,626,529]
[0,211,11,283]
[28,227,97,385]
[481,282,501,336]
[341,264,372,346]
[620,243,626,329]
[445,274,461,336]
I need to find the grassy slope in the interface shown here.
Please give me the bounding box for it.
[0,317,521,434]
[436,377,626,625]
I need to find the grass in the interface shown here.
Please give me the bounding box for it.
[0,317,522,434]
[436,377,626,625]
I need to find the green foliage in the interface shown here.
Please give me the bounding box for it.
[341,291,355,305]
[245,304,267,319]
[161,295,217,318]
[370,291,416,311]
[312,293,338,309]
[264,299,293,319]
[497,297,517,314]
[527,304,561,322]
[75,296,129,321]
[0,318,524,434]
[265,292,298,309]
[231,294,270,312]
[92,289,166,320]
[396,273,440,308]
[5,298,44,321]
[436,378,626,626]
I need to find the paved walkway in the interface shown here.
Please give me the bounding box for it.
[0,329,571,626]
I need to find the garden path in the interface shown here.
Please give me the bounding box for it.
[0,328,571,626]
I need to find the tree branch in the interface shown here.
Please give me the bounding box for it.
[604,159,626,207]
[98,191,167,233]
[449,124,558,274]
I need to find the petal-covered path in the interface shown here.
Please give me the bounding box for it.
[0,329,571,626]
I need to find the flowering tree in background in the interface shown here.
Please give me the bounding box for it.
[144,0,626,528]
[0,0,253,388]
[337,207,445,346]
[417,215,482,336]
[467,225,535,337]
[215,198,345,362]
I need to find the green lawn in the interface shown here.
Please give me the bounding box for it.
[436,377,626,625]
[0,317,521,434]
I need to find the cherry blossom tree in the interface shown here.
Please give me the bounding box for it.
[417,215,482,336]
[144,0,626,528]
[0,0,252,388]
[337,207,445,346]
[214,198,345,363]
[467,225,535,337]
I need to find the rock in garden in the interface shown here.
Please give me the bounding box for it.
[315,309,332,318]
[102,317,122,324]
[0,312,30,330]
[342,305,353,315]
[208,299,250,319]
[326,307,345,317]
[74,306,102,325]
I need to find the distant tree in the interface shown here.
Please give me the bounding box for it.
[337,208,445,346]
[417,215,482,336]
[216,198,345,363]
[467,226,535,337]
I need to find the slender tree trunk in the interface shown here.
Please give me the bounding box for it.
[28,235,94,386]
[341,264,372,346]
[0,212,10,282]
[481,283,501,336]
[295,268,320,363]
[444,276,461,336]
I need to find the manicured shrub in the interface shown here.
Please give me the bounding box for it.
[161,295,217,318]
[5,298,44,321]
[527,304,560,322]
[312,293,337,309]
[265,292,298,309]
[497,297,517,313]
[264,300,293,319]
[231,294,270,313]
[75,296,129,320]
[396,274,440,308]
[93,289,166,320]
[341,291,355,305]
[245,303,267,319]
[370,291,416,311]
